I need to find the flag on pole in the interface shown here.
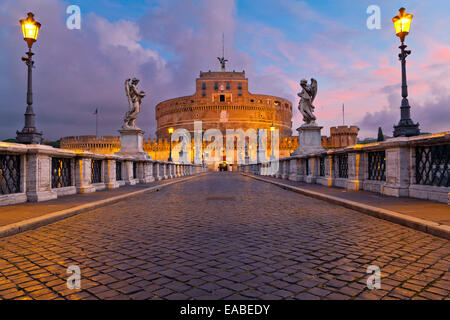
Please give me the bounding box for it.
[93,108,98,115]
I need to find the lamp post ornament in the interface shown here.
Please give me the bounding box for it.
[392,7,420,137]
[168,127,173,162]
[16,12,43,144]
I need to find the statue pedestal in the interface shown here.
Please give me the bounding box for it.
[115,129,151,160]
[291,124,325,156]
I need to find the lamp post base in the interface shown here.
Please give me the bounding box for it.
[16,129,42,144]
[393,122,420,137]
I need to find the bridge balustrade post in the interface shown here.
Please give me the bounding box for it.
[323,154,334,187]
[163,162,169,179]
[105,157,120,189]
[288,157,299,181]
[142,161,155,183]
[383,144,410,197]
[170,163,175,178]
[124,160,137,185]
[275,161,283,179]
[75,156,96,194]
[345,151,363,191]
[153,161,162,180]
[281,159,289,179]
[25,147,57,202]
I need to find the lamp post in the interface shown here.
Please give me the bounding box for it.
[270,123,275,161]
[16,12,43,144]
[392,8,420,137]
[168,127,173,162]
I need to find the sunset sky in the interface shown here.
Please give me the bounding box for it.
[0,0,449,140]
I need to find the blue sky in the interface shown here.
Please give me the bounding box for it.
[0,0,448,140]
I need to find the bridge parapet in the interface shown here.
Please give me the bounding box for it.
[0,142,207,206]
[238,131,450,204]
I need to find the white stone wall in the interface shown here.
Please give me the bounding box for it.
[0,142,205,206]
[241,132,450,204]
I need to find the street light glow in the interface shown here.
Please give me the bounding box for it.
[20,12,41,47]
[392,7,413,42]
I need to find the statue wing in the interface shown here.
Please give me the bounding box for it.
[125,79,132,108]
[310,78,318,103]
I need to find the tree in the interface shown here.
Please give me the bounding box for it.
[377,127,384,142]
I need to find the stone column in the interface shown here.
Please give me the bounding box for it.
[153,161,163,180]
[305,157,315,184]
[161,162,168,179]
[383,145,411,197]
[75,157,96,194]
[280,160,288,179]
[275,161,283,178]
[124,160,137,185]
[105,158,119,189]
[287,158,297,181]
[143,161,155,183]
[321,154,334,187]
[25,151,57,202]
[345,152,363,191]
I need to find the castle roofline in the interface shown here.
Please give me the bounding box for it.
[199,70,246,79]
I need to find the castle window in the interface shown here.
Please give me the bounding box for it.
[226,82,230,90]
[238,92,242,96]
[202,91,206,97]
[202,82,206,90]
[238,82,242,89]
[250,99,254,103]
[274,101,280,106]
[220,94,225,102]
[214,82,218,90]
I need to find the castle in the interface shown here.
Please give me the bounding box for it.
[60,61,358,170]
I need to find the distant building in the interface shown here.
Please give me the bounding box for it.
[321,126,359,149]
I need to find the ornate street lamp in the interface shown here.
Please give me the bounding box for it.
[270,123,275,160]
[168,127,173,162]
[16,12,43,144]
[392,8,420,137]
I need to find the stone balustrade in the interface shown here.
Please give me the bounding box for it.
[0,142,207,206]
[238,132,450,204]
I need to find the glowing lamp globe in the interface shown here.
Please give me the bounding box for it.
[392,8,413,42]
[20,12,41,48]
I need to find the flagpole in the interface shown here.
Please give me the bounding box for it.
[95,108,98,137]
[342,103,345,125]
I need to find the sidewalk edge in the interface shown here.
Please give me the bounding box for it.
[241,173,450,240]
[0,174,206,239]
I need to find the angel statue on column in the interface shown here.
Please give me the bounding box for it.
[123,78,146,130]
[298,78,318,125]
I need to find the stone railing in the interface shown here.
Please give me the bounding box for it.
[0,142,207,206]
[238,132,450,204]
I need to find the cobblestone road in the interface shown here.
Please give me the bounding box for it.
[0,173,449,300]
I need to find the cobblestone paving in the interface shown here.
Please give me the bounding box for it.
[0,173,449,300]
